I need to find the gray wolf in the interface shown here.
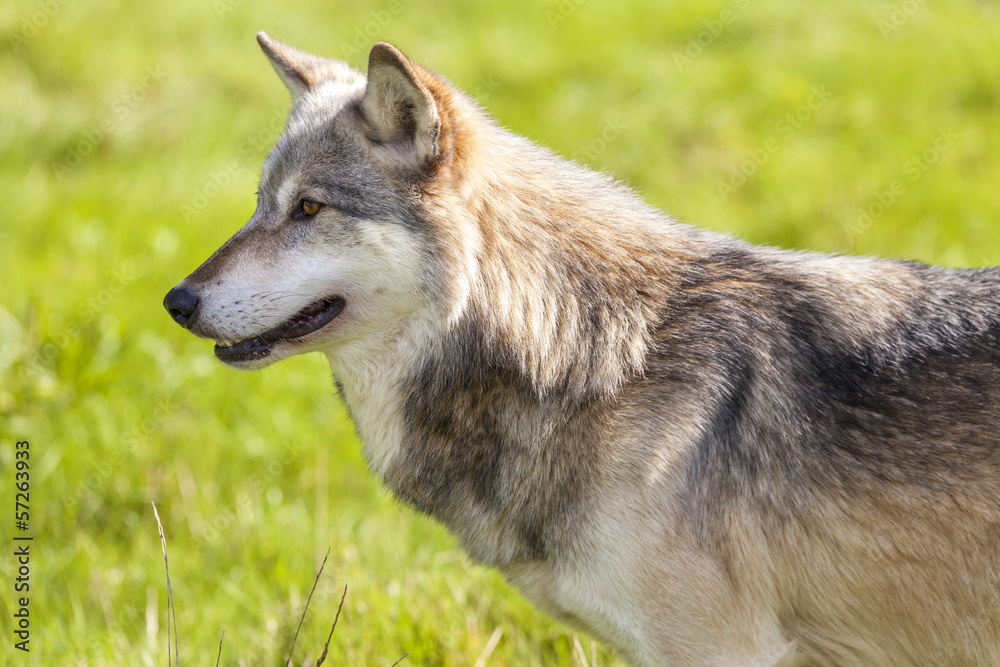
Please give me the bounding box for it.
[164,34,1000,666]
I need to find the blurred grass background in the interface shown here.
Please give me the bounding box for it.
[1,0,998,664]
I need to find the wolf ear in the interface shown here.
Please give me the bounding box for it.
[360,42,442,172]
[257,32,360,101]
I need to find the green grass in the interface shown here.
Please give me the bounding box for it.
[1,0,999,664]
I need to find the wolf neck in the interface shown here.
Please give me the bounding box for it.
[436,126,693,402]
[337,127,699,565]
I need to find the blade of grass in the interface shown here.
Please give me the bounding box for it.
[315,584,347,667]
[151,502,179,667]
[286,546,331,667]
[216,630,225,667]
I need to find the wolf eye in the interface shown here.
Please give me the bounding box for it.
[293,199,322,219]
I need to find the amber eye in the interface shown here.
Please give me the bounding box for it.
[294,199,322,219]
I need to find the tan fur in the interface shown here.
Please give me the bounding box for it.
[164,37,1000,666]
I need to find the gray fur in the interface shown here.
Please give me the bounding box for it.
[165,36,1000,666]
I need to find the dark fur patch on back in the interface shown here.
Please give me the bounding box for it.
[674,258,1000,556]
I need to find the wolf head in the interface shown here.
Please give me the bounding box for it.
[164,35,479,371]
[166,35,657,402]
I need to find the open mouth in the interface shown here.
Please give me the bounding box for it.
[213,297,345,363]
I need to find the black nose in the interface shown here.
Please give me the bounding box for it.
[163,285,200,328]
